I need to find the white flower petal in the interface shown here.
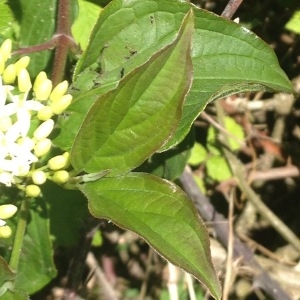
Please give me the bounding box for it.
[0,159,15,171]
[1,102,17,117]
[25,100,44,111]
[13,162,30,176]
[5,122,21,143]
[16,109,31,137]
[0,172,13,186]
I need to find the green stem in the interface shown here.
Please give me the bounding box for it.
[9,198,30,271]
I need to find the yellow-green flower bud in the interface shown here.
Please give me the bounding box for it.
[0,53,5,74]
[0,204,17,219]
[51,94,72,114]
[48,155,67,170]
[3,64,16,83]
[32,170,47,185]
[33,71,47,91]
[33,119,54,141]
[35,79,53,101]
[18,68,32,92]
[62,152,70,167]
[0,116,12,132]
[25,185,41,198]
[34,138,52,157]
[14,56,30,73]
[0,226,12,238]
[0,39,12,61]
[52,170,70,184]
[37,106,53,121]
[50,80,69,101]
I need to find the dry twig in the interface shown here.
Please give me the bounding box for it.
[180,166,292,300]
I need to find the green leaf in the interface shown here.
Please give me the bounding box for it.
[285,10,300,34]
[1,289,28,300]
[207,116,244,154]
[74,0,292,151]
[0,256,15,288]
[42,181,88,247]
[72,0,103,50]
[71,10,194,175]
[91,230,103,247]
[16,0,57,76]
[188,142,207,166]
[0,1,14,35]
[136,129,194,180]
[206,155,232,182]
[224,117,245,151]
[161,7,293,149]
[53,82,117,151]
[78,172,221,299]
[15,201,57,294]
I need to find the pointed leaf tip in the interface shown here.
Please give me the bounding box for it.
[78,173,221,299]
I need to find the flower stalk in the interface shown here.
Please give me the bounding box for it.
[9,198,29,271]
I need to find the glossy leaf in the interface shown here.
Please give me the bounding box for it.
[73,0,292,151]
[15,201,57,294]
[78,172,221,299]
[71,10,194,175]
[17,0,56,76]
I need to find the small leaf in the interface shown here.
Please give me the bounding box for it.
[207,116,244,154]
[71,10,194,175]
[206,155,232,182]
[285,10,300,34]
[72,0,103,50]
[188,142,207,166]
[224,117,245,151]
[78,172,221,299]
[91,230,103,247]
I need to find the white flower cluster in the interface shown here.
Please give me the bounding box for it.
[0,39,72,194]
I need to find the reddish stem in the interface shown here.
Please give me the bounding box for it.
[51,0,77,86]
[221,0,244,19]
[12,39,58,55]
[12,0,77,86]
